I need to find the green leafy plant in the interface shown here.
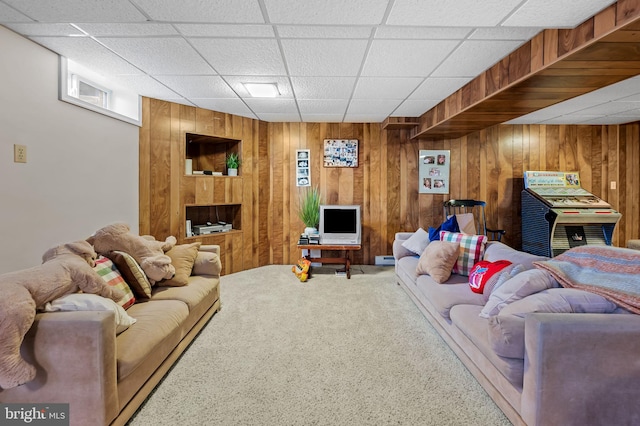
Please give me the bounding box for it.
[226,152,241,169]
[298,186,322,229]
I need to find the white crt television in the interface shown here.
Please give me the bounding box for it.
[319,205,361,245]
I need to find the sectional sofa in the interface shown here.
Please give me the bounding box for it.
[0,245,222,426]
[393,231,640,425]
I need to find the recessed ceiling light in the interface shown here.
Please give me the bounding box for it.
[243,83,280,98]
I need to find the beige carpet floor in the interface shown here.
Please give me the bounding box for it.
[128,265,511,426]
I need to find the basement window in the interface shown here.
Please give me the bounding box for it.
[70,75,110,109]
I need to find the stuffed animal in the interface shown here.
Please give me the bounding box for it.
[0,240,124,390]
[292,258,311,282]
[88,223,177,284]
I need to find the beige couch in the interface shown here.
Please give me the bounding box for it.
[0,245,222,426]
[394,232,640,426]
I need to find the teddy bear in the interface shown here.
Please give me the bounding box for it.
[88,223,177,284]
[0,240,125,390]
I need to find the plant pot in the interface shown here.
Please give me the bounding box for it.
[304,227,318,235]
[228,168,238,176]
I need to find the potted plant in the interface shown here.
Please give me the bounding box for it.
[298,186,322,235]
[226,152,241,176]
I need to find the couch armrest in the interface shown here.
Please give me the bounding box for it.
[192,245,222,276]
[0,311,119,426]
[393,232,418,261]
[522,313,640,426]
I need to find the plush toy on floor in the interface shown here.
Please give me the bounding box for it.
[0,240,124,390]
[292,257,312,282]
[88,222,177,285]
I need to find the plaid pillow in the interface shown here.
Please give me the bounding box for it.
[440,231,488,276]
[94,256,136,309]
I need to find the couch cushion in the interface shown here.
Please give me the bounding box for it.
[415,240,460,283]
[488,288,619,359]
[449,304,524,388]
[151,276,219,311]
[417,276,484,320]
[483,242,548,269]
[116,300,189,380]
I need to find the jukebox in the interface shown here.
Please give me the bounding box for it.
[521,171,621,257]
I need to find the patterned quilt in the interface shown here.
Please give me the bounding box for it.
[534,245,640,314]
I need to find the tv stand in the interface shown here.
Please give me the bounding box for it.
[297,244,361,279]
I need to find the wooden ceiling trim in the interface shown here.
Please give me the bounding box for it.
[411,0,640,140]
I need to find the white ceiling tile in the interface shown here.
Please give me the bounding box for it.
[432,40,524,77]
[347,99,402,116]
[154,75,238,98]
[298,99,348,115]
[265,0,389,25]
[75,23,179,36]
[300,114,346,122]
[503,0,617,28]
[244,97,299,114]
[343,113,389,122]
[2,23,82,36]
[190,38,286,75]
[577,116,639,125]
[387,0,523,27]
[469,27,542,40]
[353,77,423,99]
[110,74,182,98]
[277,25,372,39]
[191,98,257,118]
[409,77,472,100]
[392,100,439,117]
[375,26,472,40]
[290,77,356,99]
[256,112,302,122]
[362,39,460,77]
[174,24,274,38]
[99,37,214,75]
[30,36,144,75]
[3,0,146,22]
[619,93,640,102]
[0,2,32,21]
[576,102,640,116]
[162,97,197,107]
[134,0,264,23]
[223,76,293,98]
[282,39,368,76]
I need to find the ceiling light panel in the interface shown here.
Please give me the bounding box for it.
[133,0,264,23]
[3,0,146,22]
[502,0,617,27]
[387,0,523,27]
[243,82,280,97]
[281,39,368,76]
[362,39,460,77]
[98,37,214,75]
[225,76,293,98]
[264,0,389,25]
[190,38,286,75]
[30,36,143,75]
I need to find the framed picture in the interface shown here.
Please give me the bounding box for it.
[323,139,358,168]
[419,150,450,194]
[296,149,311,187]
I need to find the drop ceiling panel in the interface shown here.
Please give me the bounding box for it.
[0,2,30,21]
[264,0,389,25]
[191,98,257,118]
[392,99,440,117]
[347,99,402,116]
[468,27,542,40]
[110,75,181,99]
[387,0,523,27]
[298,99,349,115]
[174,24,275,38]
[362,39,460,77]
[98,37,214,75]
[3,23,82,36]
[502,0,617,27]
[431,40,525,77]
[290,77,357,99]
[3,0,146,22]
[343,113,390,122]
[282,39,368,76]
[374,26,472,40]
[133,0,265,23]
[75,23,179,36]
[301,113,347,122]
[154,75,239,98]
[277,25,372,39]
[257,112,302,121]
[190,38,286,75]
[353,77,423,99]
[409,77,472,100]
[243,97,299,114]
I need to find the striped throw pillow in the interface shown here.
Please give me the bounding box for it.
[94,256,136,309]
[440,231,488,276]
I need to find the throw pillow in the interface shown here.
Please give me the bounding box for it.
[428,215,459,241]
[415,241,460,283]
[192,251,222,276]
[454,213,476,235]
[482,264,526,302]
[468,260,512,294]
[401,228,431,255]
[159,242,202,287]
[439,231,487,276]
[43,293,137,335]
[480,268,559,318]
[106,250,152,300]
[94,256,136,309]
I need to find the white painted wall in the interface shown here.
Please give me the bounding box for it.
[0,26,139,273]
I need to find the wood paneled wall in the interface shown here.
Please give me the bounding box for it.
[141,98,639,270]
